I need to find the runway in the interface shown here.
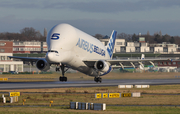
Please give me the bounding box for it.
[1,79,180,90]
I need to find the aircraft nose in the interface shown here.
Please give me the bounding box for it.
[46,52,54,62]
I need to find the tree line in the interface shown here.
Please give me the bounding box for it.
[0,27,46,41]
[0,27,180,45]
[94,31,180,44]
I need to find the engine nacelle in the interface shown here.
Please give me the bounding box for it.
[94,60,110,72]
[36,59,50,71]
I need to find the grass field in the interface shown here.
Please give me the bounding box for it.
[1,85,180,105]
[0,106,180,114]
[1,85,180,113]
[1,72,180,113]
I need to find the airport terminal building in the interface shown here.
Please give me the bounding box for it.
[100,38,178,54]
[13,41,48,54]
[0,40,23,72]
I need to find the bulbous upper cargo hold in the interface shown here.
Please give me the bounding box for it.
[46,23,78,51]
[46,23,110,64]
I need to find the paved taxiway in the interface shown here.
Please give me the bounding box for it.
[1,79,180,89]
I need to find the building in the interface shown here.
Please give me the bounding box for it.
[100,38,126,53]
[149,42,178,54]
[13,41,48,53]
[115,39,126,53]
[100,38,151,53]
[11,37,179,54]
[0,40,23,72]
[100,37,178,53]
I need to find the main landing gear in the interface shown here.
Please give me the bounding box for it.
[94,71,102,83]
[59,76,67,82]
[94,77,102,83]
[57,64,68,82]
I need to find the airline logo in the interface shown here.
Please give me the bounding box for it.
[107,31,117,58]
[51,33,60,40]
[76,38,105,56]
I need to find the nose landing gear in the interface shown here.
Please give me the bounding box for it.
[56,64,68,82]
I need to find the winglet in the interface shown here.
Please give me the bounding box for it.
[106,30,117,59]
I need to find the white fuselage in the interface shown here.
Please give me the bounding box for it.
[45,23,110,76]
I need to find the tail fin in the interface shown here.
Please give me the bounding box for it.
[106,30,117,59]
[141,54,145,60]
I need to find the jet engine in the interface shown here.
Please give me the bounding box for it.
[36,59,50,71]
[94,60,110,72]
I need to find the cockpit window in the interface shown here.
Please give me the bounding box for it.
[48,50,58,53]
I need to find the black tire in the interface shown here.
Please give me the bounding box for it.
[94,77,96,81]
[99,78,102,83]
[59,77,62,81]
[64,77,67,82]
[59,77,67,82]
[94,77,98,82]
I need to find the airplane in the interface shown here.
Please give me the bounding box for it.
[8,23,173,83]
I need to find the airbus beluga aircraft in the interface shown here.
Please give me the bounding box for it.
[9,23,173,83]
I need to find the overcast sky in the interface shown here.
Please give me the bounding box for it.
[0,0,180,36]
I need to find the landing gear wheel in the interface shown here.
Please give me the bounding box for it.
[58,64,68,82]
[94,77,97,82]
[94,77,102,83]
[56,67,60,72]
[59,76,67,82]
[99,77,102,83]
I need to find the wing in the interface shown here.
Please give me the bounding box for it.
[83,58,172,67]
[8,56,60,66]
[8,56,42,62]
[106,58,172,65]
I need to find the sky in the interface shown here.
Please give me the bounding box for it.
[0,0,180,36]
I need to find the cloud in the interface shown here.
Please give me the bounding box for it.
[1,0,180,13]
[0,0,180,36]
[0,1,38,9]
[42,0,180,13]
[0,17,180,36]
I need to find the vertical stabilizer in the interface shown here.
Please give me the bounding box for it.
[141,54,145,60]
[139,54,145,70]
[106,30,117,59]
